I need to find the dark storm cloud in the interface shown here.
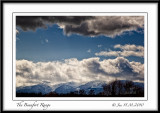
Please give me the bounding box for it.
[16,16,94,31]
[16,16,144,37]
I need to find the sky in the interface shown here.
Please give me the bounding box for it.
[16,16,144,87]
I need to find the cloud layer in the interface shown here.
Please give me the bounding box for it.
[95,44,144,57]
[16,57,144,87]
[16,16,144,37]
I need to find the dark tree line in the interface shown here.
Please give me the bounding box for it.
[102,80,144,97]
[16,80,144,97]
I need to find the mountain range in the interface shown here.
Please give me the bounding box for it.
[16,80,144,95]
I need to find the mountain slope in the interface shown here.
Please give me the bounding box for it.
[16,83,52,94]
[78,80,107,94]
[55,85,76,94]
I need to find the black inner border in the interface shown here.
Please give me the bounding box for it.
[13,12,148,101]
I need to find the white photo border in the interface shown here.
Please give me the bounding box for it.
[2,3,158,111]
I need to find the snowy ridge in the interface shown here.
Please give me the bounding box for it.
[16,83,52,94]
[16,80,144,94]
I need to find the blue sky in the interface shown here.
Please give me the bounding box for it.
[16,16,144,87]
[16,24,144,63]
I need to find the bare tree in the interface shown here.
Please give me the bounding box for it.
[88,89,95,96]
[117,81,124,95]
[124,81,134,94]
[79,89,86,95]
[103,84,112,96]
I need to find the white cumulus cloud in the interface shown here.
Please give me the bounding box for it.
[16,57,144,87]
[98,45,102,48]
[87,49,91,53]
[45,39,48,43]
[95,44,144,57]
